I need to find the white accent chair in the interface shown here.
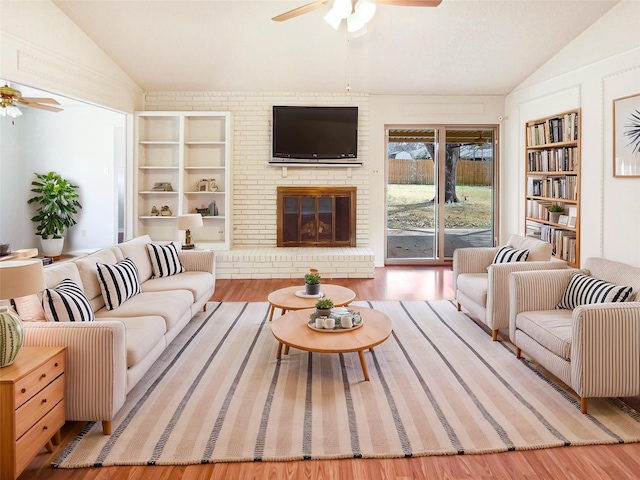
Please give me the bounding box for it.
[509,257,640,414]
[453,234,566,341]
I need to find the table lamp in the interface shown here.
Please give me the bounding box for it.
[0,260,46,367]
[177,214,203,250]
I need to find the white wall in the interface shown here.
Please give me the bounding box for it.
[504,1,640,268]
[0,106,126,253]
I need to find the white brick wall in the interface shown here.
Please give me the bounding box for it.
[144,92,373,278]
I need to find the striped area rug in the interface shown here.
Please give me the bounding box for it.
[55,300,640,468]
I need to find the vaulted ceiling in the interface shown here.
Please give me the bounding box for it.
[49,1,619,95]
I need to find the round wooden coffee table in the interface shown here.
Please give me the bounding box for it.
[267,284,356,321]
[271,307,392,381]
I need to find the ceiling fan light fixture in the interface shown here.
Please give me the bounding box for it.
[323,8,342,29]
[347,12,366,33]
[354,0,376,23]
[0,104,22,118]
[333,0,353,19]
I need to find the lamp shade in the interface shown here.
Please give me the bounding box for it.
[177,214,203,231]
[0,260,46,300]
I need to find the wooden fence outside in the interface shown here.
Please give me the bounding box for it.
[388,158,493,186]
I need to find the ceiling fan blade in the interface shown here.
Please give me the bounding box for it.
[377,0,442,6]
[20,97,61,105]
[18,100,63,112]
[272,0,329,22]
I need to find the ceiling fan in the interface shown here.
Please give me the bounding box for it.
[272,0,442,29]
[0,83,63,118]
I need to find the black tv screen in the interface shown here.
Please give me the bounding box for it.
[272,106,358,160]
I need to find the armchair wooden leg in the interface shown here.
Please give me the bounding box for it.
[515,347,521,359]
[581,398,588,414]
[457,303,461,311]
[491,330,499,341]
[102,420,112,435]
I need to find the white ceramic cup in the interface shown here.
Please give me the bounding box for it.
[324,317,335,329]
[315,317,325,329]
[341,315,353,328]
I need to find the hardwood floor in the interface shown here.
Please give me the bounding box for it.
[18,266,640,480]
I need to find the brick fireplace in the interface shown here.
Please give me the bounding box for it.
[277,186,356,247]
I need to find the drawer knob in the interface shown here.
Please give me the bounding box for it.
[54,363,59,367]
[40,373,47,380]
[43,426,48,431]
[42,398,47,404]
[21,388,26,394]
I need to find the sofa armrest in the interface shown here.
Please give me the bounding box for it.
[508,269,576,341]
[486,261,568,331]
[571,302,640,399]
[453,247,498,291]
[178,249,215,277]
[22,320,128,425]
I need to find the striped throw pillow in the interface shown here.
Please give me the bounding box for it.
[42,278,95,322]
[557,272,633,310]
[97,257,142,310]
[492,246,529,264]
[145,242,184,278]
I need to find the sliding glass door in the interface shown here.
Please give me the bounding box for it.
[385,126,497,264]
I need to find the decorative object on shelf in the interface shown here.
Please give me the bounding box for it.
[304,269,321,295]
[151,205,159,216]
[195,206,209,216]
[315,297,334,317]
[151,182,173,191]
[0,259,46,367]
[209,179,218,191]
[613,93,640,177]
[177,214,203,250]
[0,244,9,256]
[548,203,564,224]
[307,308,363,331]
[27,171,82,258]
[197,179,209,191]
[208,200,219,216]
[160,205,172,216]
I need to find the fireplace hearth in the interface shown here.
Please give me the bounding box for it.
[277,186,356,247]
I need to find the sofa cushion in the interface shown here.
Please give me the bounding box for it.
[515,310,573,360]
[584,257,640,302]
[557,272,633,310]
[97,258,142,310]
[145,242,184,278]
[13,294,46,321]
[493,245,529,264]
[96,316,166,368]
[456,273,488,307]
[507,234,552,262]
[94,290,193,332]
[76,248,120,312]
[115,235,154,282]
[42,278,95,322]
[142,271,214,303]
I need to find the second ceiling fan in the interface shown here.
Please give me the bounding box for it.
[272,0,442,29]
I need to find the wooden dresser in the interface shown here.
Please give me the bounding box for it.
[0,347,66,480]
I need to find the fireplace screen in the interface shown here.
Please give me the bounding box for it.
[277,187,356,247]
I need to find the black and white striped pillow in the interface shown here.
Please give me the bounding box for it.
[97,257,142,310]
[145,242,184,278]
[492,246,529,264]
[42,278,95,322]
[557,272,633,310]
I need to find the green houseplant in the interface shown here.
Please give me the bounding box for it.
[27,171,82,256]
[315,298,334,316]
[304,271,321,295]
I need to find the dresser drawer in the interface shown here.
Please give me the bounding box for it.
[15,399,65,476]
[14,351,65,408]
[15,374,65,440]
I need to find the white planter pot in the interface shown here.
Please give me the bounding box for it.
[40,237,65,257]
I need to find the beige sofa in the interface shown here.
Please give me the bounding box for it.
[20,235,215,434]
[453,234,567,340]
[509,257,640,413]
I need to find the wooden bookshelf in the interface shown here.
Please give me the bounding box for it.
[524,109,581,267]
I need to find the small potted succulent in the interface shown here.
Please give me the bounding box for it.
[548,204,564,224]
[304,271,321,295]
[315,298,334,317]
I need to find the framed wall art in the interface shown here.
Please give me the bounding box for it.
[613,93,640,177]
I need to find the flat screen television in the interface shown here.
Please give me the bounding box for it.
[272,106,358,161]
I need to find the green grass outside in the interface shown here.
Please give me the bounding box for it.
[387,184,492,229]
